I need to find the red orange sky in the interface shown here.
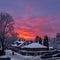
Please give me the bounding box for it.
[14,16,59,40]
[0,0,60,40]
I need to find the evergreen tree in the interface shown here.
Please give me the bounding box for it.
[39,37,42,44]
[43,35,49,50]
[35,36,39,42]
[35,36,42,44]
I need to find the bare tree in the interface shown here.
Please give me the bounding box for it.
[0,13,15,52]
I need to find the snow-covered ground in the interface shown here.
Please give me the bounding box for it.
[1,50,59,60]
[5,50,41,60]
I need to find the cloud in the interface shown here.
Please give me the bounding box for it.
[15,16,59,40]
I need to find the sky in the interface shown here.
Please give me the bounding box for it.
[0,0,60,40]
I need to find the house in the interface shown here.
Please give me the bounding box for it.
[22,42,47,51]
[11,40,25,47]
[19,42,47,56]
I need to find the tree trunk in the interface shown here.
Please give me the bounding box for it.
[0,36,5,55]
[1,40,4,51]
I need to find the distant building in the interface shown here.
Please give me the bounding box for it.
[20,42,47,56]
[49,38,55,50]
[54,33,60,50]
[56,33,60,40]
[49,33,60,50]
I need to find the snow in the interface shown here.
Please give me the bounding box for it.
[5,50,41,60]
[11,40,25,47]
[0,55,9,58]
[1,50,60,60]
[22,43,47,48]
[49,47,53,49]
[11,44,17,47]
[15,41,25,44]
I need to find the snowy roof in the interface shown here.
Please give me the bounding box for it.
[11,41,25,47]
[15,41,25,44]
[11,44,17,47]
[22,43,47,48]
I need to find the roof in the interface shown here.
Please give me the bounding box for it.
[11,40,25,47]
[15,41,25,44]
[22,43,47,48]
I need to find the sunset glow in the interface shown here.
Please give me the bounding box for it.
[0,0,60,40]
[18,34,35,40]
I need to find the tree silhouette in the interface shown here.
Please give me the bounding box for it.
[35,36,42,44]
[0,13,15,52]
[35,36,39,42]
[39,37,42,44]
[43,35,49,50]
